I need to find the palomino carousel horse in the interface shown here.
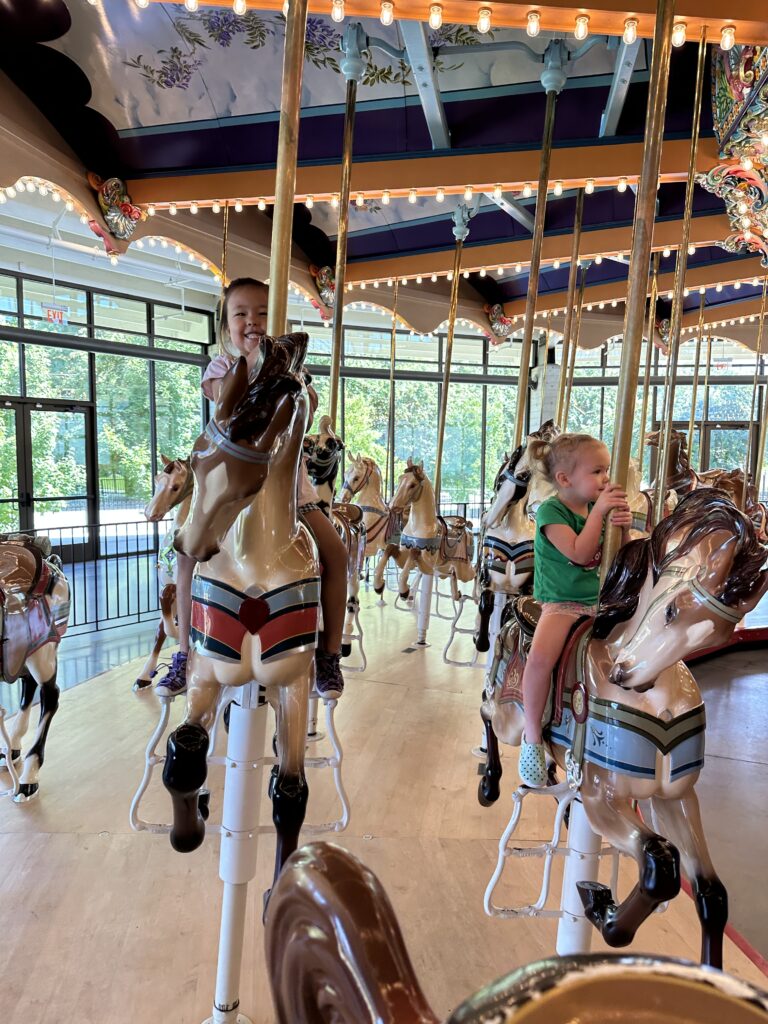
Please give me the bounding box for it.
[162,334,321,887]
[479,489,768,966]
[304,416,367,661]
[0,534,70,801]
[474,420,559,653]
[265,842,768,1023]
[391,459,475,602]
[134,454,193,691]
[339,453,409,596]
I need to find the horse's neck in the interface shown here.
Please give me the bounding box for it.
[495,494,532,540]
[316,479,335,508]
[484,478,516,530]
[526,472,554,515]
[174,491,193,530]
[361,466,387,510]
[409,478,437,535]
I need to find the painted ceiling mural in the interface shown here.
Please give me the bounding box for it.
[47,3,629,134]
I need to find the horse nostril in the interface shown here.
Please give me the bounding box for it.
[610,662,627,685]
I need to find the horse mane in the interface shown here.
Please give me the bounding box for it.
[592,538,653,639]
[228,334,306,443]
[493,444,525,492]
[651,487,767,605]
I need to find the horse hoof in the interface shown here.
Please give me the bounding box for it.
[133,678,152,692]
[14,783,39,803]
[473,633,490,653]
[267,764,279,800]
[198,790,210,821]
[577,880,614,927]
[478,775,500,807]
[373,584,385,595]
[223,700,234,734]
[340,642,352,658]
[399,589,410,600]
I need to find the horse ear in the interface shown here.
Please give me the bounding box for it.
[417,460,424,471]
[347,451,356,466]
[160,453,171,467]
[215,356,249,425]
[406,456,413,468]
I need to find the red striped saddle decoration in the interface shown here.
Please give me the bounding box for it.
[190,575,320,664]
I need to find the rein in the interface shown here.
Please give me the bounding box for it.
[205,420,271,464]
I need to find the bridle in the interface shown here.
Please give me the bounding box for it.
[204,419,271,464]
[342,458,373,498]
[392,464,424,511]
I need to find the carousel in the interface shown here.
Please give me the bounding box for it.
[1,1,768,1022]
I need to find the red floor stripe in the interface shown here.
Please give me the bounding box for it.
[680,877,768,977]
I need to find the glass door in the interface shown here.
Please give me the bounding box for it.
[702,422,755,475]
[0,405,21,532]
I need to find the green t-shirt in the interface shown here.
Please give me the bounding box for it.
[533,496,601,605]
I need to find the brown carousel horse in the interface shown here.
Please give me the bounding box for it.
[479,489,768,966]
[163,334,320,885]
[339,453,410,596]
[391,459,475,602]
[0,534,70,801]
[134,455,193,691]
[303,416,367,659]
[265,842,768,1023]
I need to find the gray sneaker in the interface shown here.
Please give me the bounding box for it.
[155,651,188,698]
[315,650,344,700]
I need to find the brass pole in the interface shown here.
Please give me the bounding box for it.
[328,75,358,426]
[267,0,309,335]
[434,234,466,502]
[384,279,399,498]
[512,87,558,447]
[699,331,713,472]
[555,188,586,426]
[562,262,588,429]
[636,252,660,474]
[602,0,676,576]
[686,293,707,459]
[538,312,552,417]
[221,202,230,287]
[652,24,707,526]
[744,276,768,508]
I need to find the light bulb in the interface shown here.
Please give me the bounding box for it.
[476,7,492,34]
[493,184,502,200]
[188,252,195,262]
[147,204,155,216]
[586,304,593,312]
[373,281,379,287]
[515,262,522,273]
[716,282,723,292]
[479,267,486,277]
[257,198,266,210]
[446,272,452,281]
[574,15,589,40]
[65,199,74,212]
[381,190,390,205]
[522,182,532,198]
[5,186,15,198]
[585,178,595,194]
[754,277,761,287]
[599,302,605,310]
[735,280,741,289]
[431,273,437,282]
[401,277,407,285]
[496,266,503,276]
[110,255,118,266]
[526,11,541,37]
[331,194,339,208]
[464,185,473,201]
[662,246,671,258]
[135,239,144,248]
[611,299,618,307]
[135,0,149,7]
[742,156,754,171]
[0,194,6,204]
[212,201,221,213]
[623,18,638,45]
[553,259,560,270]
[671,22,686,47]
[688,243,695,255]
[617,176,628,193]
[360,282,366,289]
[169,203,177,215]
[595,254,603,265]
[184,0,198,11]
[234,200,243,212]
[428,4,442,30]
[408,188,417,204]
[234,0,247,12]
[387,279,393,287]
[190,202,198,214]
[463,270,470,279]
[720,25,735,51]
[305,195,314,208]
[684,288,690,297]
[356,193,364,207]
[175,244,182,253]
[148,237,156,247]
[435,187,445,203]
[699,286,706,295]
[38,184,47,196]
[553,180,563,196]
[51,191,61,202]
[416,275,422,284]
[379,0,394,27]
[331,0,344,24]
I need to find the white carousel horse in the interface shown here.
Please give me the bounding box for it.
[479,489,768,967]
[265,842,768,1023]
[134,455,193,691]
[303,416,367,664]
[0,534,70,801]
[162,335,325,885]
[339,453,409,597]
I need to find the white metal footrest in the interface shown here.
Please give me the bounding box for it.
[302,696,350,834]
[442,593,482,668]
[0,705,20,800]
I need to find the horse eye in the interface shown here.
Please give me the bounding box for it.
[665,602,677,624]
[171,485,179,491]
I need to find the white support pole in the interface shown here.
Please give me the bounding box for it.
[555,796,602,955]
[204,682,267,1024]
[415,571,433,645]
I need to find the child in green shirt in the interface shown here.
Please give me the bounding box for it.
[518,433,632,787]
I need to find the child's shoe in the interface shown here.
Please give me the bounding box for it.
[518,735,548,788]
[155,651,188,698]
[315,649,344,700]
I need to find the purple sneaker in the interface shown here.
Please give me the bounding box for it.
[155,651,188,698]
[315,650,344,700]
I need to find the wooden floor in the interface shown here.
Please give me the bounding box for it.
[1,582,766,1023]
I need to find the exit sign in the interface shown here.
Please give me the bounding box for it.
[44,305,69,325]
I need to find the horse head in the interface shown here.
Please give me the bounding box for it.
[305,415,345,491]
[484,445,530,529]
[144,455,193,522]
[392,458,426,512]
[340,453,377,502]
[175,333,309,562]
[607,489,768,690]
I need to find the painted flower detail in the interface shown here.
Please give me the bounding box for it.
[201,11,243,47]
[124,47,205,90]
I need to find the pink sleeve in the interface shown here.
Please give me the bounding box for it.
[201,355,233,400]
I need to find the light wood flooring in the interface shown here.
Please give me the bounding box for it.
[1,582,766,1023]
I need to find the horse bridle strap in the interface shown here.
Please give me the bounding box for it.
[205,420,271,464]
[343,460,372,497]
[687,576,743,625]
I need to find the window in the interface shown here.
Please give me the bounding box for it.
[94,293,148,344]
[342,377,389,468]
[394,379,438,480]
[0,338,20,394]
[25,345,90,401]
[23,278,87,336]
[155,361,204,461]
[96,353,152,522]
[0,274,17,327]
[442,381,483,508]
[153,304,210,347]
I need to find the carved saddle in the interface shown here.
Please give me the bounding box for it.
[437,514,474,564]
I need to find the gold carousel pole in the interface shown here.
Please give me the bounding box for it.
[328,27,365,426]
[434,206,470,502]
[686,293,707,461]
[562,261,589,429]
[743,276,768,509]
[267,0,309,334]
[512,86,559,447]
[652,24,707,526]
[636,252,660,475]
[555,188,585,426]
[602,0,676,574]
[753,278,768,503]
[538,312,552,414]
[384,279,399,498]
[699,331,713,472]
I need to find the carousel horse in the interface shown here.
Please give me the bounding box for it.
[162,334,321,888]
[391,459,475,603]
[474,420,560,653]
[266,842,768,1023]
[0,534,70,801]
[625,456,678,539]
[339,453,410,595]
[134,455,193,691]
[479,489,768,966]
[303,416,367,659]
